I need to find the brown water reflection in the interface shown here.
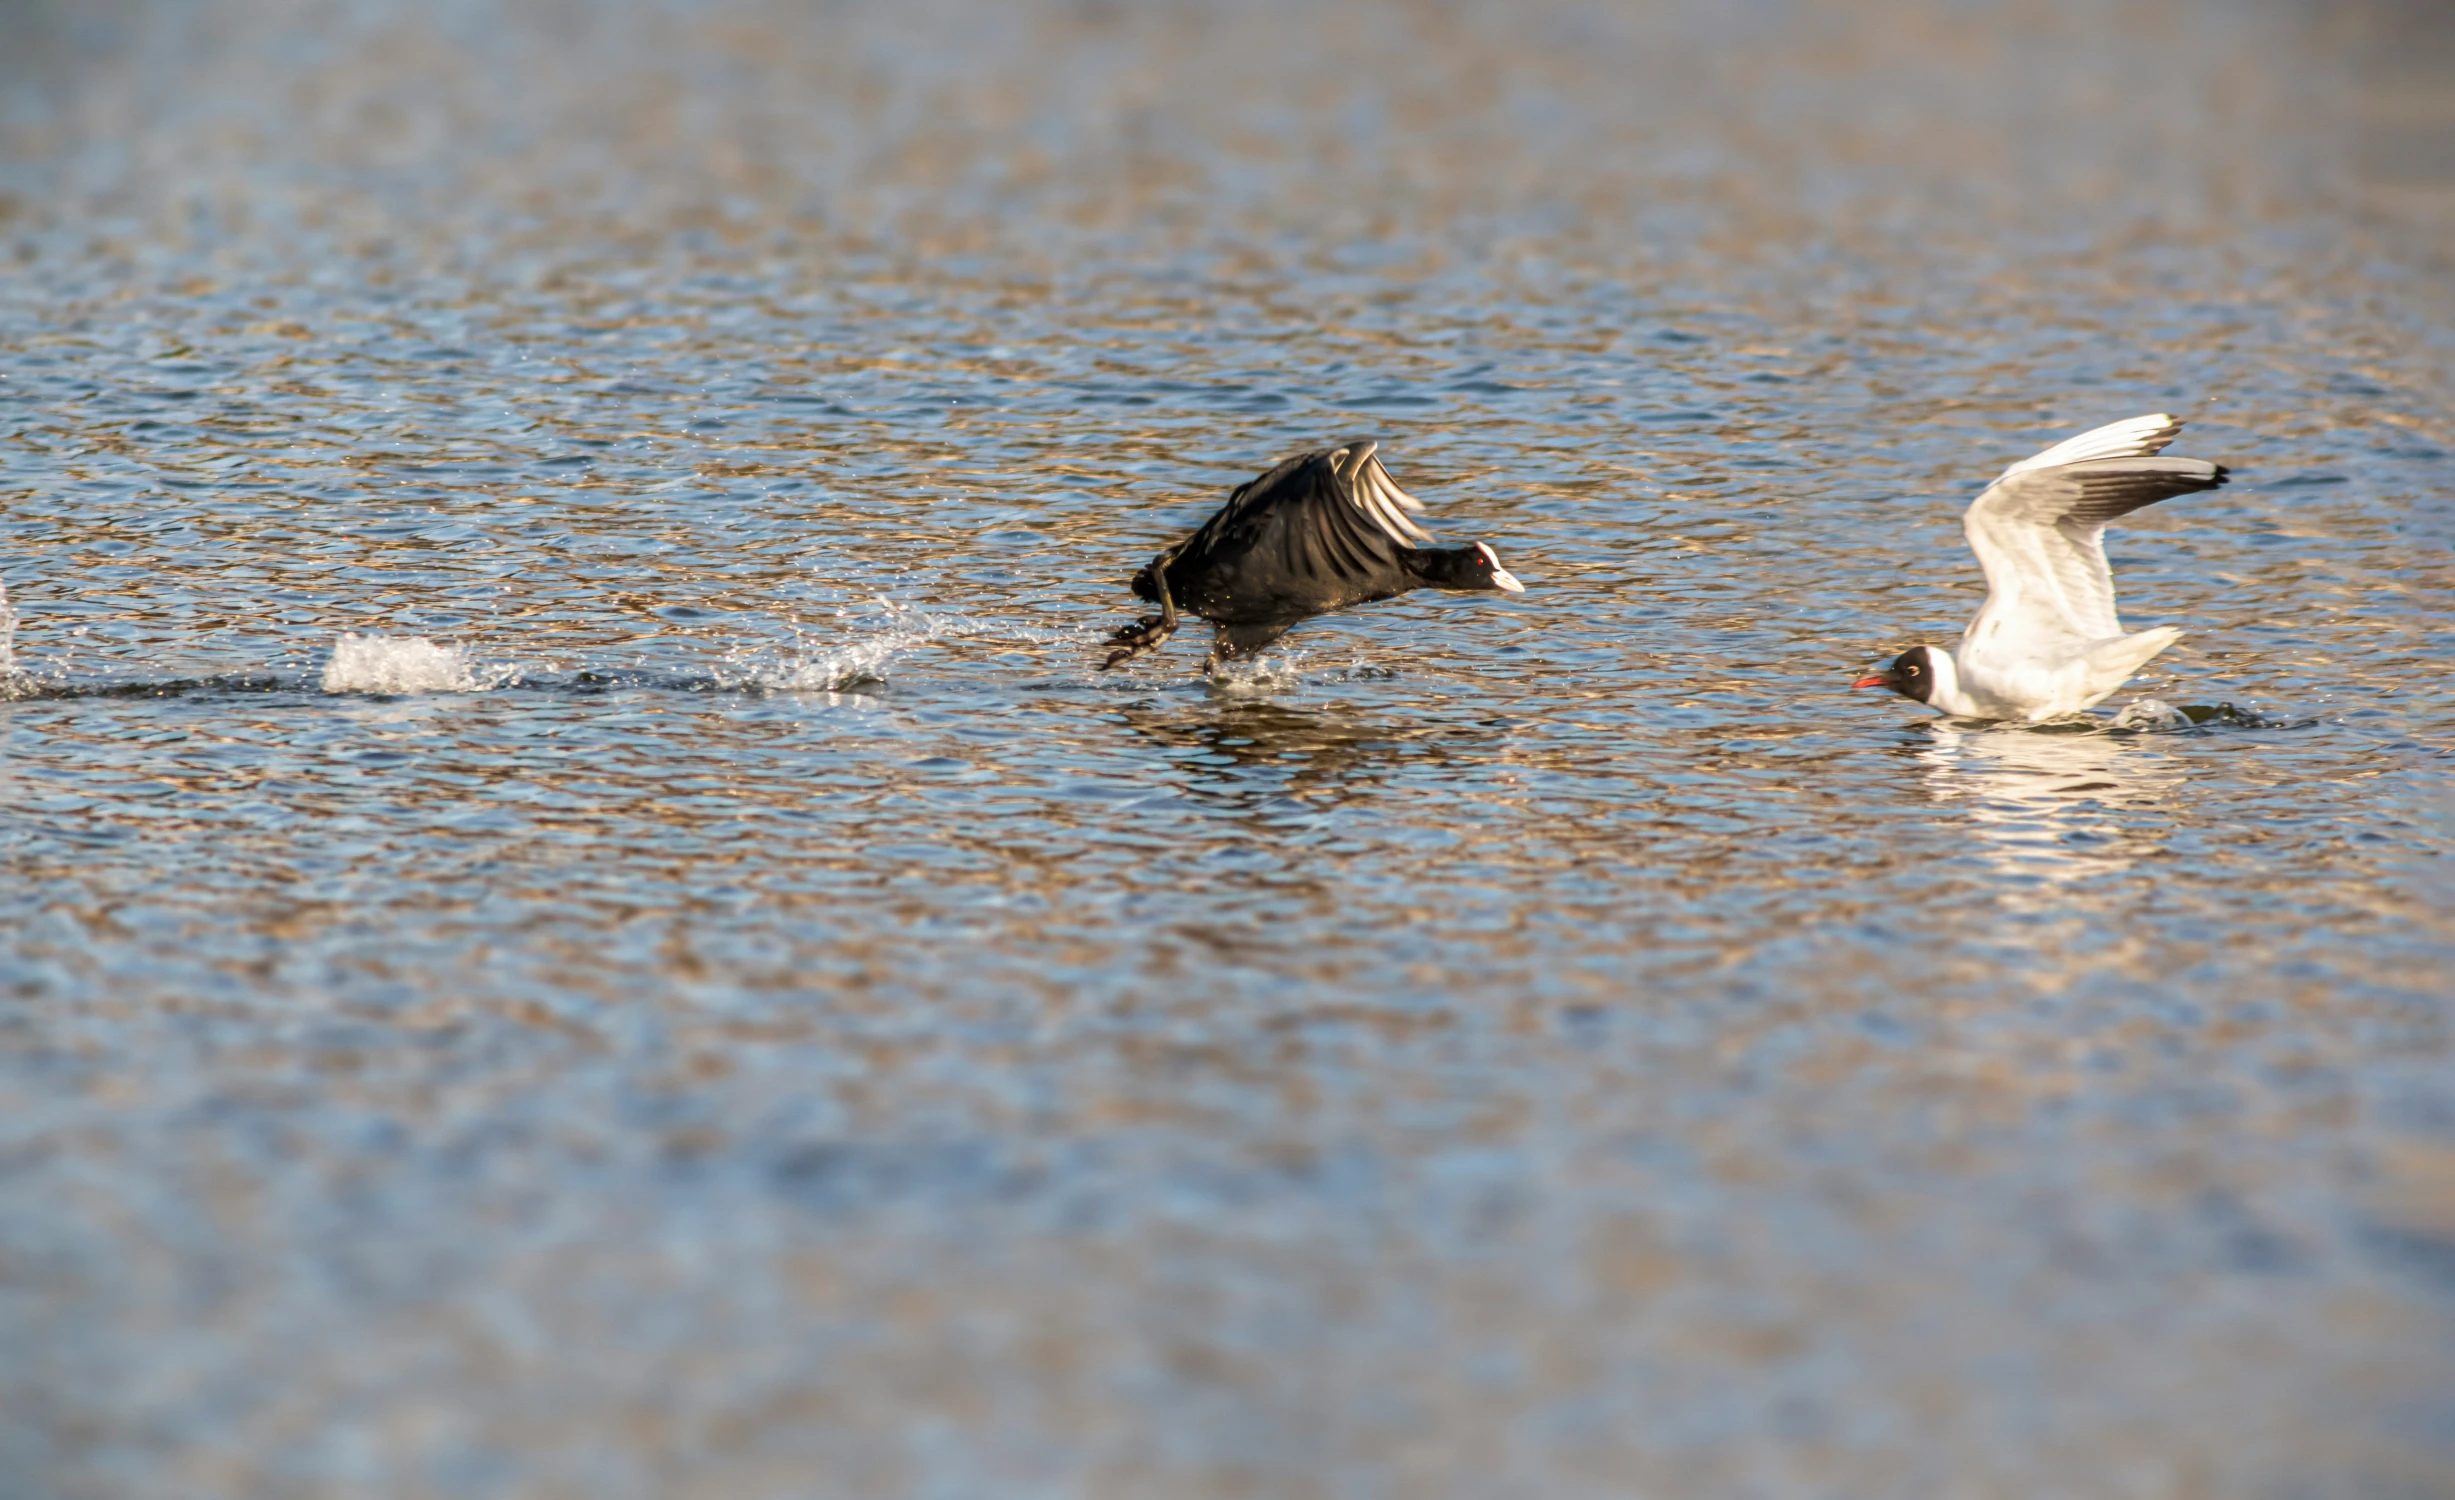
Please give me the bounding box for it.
[2,0,2453,1496]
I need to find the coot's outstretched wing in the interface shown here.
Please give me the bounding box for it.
[1961,414,2228,648]
[1172,441,1441,613]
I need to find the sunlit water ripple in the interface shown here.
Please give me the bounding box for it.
[3,0,2453,1495]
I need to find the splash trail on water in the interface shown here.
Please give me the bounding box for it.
[0,579,17,688]
[321,634,523,695]
[717,602,1080,693]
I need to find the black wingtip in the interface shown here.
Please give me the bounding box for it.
[2210,463,2232,487]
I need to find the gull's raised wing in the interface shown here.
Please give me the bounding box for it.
[1997,411,2185,478]
[1962,416,2228,647]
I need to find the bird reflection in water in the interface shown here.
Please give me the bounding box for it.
[1913,721,2186,892]
[1118,699,1500,815]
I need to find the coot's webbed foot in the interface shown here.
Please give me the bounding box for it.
[1100,550,1181,670]
[1101,613,1178,670]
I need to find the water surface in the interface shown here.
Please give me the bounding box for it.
[3,1,2453,1495]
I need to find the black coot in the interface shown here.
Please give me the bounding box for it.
[1101,441,1526,672]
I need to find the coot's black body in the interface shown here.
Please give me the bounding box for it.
[1102,441,1524,671]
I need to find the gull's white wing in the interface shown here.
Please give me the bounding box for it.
[1998,412,2183,478]
[1961,417,2228,649]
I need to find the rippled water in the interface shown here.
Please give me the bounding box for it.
[4,0,2453,1495]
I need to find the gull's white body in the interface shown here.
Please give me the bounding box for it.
[1914,624,2185,723]
[1909,414,2226,722]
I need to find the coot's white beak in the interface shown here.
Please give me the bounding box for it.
[1477,543,1526,593]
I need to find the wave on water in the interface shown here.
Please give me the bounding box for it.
[321,633,522,695]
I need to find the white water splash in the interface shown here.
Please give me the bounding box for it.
[321,633,518,695]
[2109,698,2193,732]
[755,633,907,692]
[0,579,16,685]
[727,602,1023,693]
[1203,653,1312,696]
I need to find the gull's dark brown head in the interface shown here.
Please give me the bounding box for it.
[1853,645,1940,704]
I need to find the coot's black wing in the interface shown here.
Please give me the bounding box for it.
[1167,441,1439,621]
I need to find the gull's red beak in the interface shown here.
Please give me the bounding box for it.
[1851,674,1892,690]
